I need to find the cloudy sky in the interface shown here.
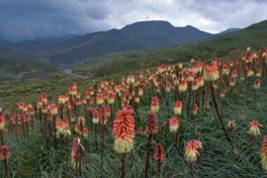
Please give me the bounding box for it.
[0,0,266,43]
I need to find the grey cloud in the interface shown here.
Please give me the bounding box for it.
[0,0,266,43]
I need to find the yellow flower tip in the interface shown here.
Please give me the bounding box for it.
[250,126,260,137]
[186,150,197,164]
[151,106,159,112]
[169,125,178,133]
[173,107,182,116]
[113,139,134,154]
[92,118,99,124]
[203,62,219,82]
[261,153,267,171]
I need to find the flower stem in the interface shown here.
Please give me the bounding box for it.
[101,120,105,175]
[121,153,127,178]
[4,158,8,178]
[210,83,237,156]
[145,133,152,178]
[190,164,195,178]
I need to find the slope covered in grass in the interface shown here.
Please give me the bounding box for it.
[0,45,267,177]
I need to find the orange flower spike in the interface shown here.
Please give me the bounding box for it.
[14,126,19,133]
[220,89,225,98]
[260,134,267,171]
[18,101,24,110]
[58,95,65,105]
[154,143,164,162]
[70,114,75,123]
[166,83,171,92]
[213,57,217,64]
[240,73,245,81]
[0,115,5,130]
[138,126,143,135]
[144,111,158,134]
[97,93,104,105]
[230,77,235,87]
[192,104,198,116]
[247,69,254,78]
[106,106,111,118]
[233,90,238,95]
[204,100,209,109]
[173,101,182,116]
[249,120,262,137]
[169,117,180,134]
[257,68,262,78]
[73,82,77,89]
[70,138,84,166]
[185,140,199,164]
[113,107,135,154]
[63,117,69,125]
[187,71,195,82]
[191,79,199,91]
[227,120,236,132]
[0,145,10,160]
[108,92,115,105]
[41,92,47,103]
[64,125,71,137]
[150,97,159,112]
[254,79,260,90]
[232,70,237,78]
[76,93,81,99]
[56,119,65,134]
[179,80,187,93]
[242,52,246,60]
[139,72,144,79]
[203,62,219,82]
[82,126,88,138]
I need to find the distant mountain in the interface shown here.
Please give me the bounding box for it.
[41,21,213,64]
[74,19,267,78]
[0,21,243,65]
[216,28,241,35]
[0,34,80,45]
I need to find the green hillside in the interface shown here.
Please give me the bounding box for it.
[0,21,214,65]
[74,19,267,78]
[0,55,57,85]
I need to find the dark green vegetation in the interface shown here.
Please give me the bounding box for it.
[0,57,57,85]
[1,60,267,177]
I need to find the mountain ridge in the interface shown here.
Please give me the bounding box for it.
[0,20,242,65]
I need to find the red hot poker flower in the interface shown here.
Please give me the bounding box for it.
[173,101,183,116]
[203,62,219,82]
[185,140,199,164]
[254,79,260,90]
[145,111,158,134]
[169,117,180,133]
[113,107,135,154]
[0,145,10,160]
[261,134,267,171]
[0,115,5,130]
[249,120,262,137]
[154,143,164,162]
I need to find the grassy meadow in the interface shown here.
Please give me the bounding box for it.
[0,45,267,178]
